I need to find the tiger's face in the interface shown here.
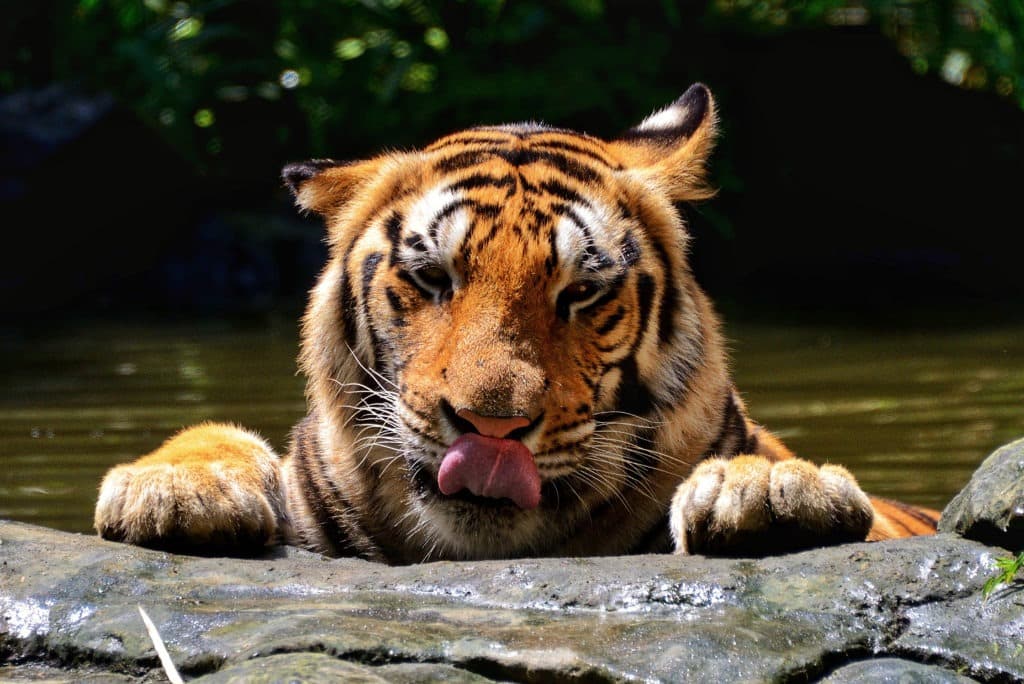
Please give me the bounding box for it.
[289,85,732,560]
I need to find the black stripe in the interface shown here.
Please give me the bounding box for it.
[470,220,501,256]
[706,390,748,459]
[530,138,619,168]
[292,419,355,556]
[448,172,516,194]
[434,150,489,173]
[877,497,939,529]
[596,305,627,335]
[338,268,358,348]
[361,252,386,365]
[588,272,627,312]
[427,198,472,241]
[658,278,679,347]
[473,202,503,218]
[385,286,405,313]
[338,237,362,348]
[385,211,403,266]
[539,179,591,207]
[647,237,678,347]
[613,357,655,417]
[531,150,602,184]
[617,199,633,220]
[743,426,761,455]
[550,202,595,260]
[600,274,659,413]
[487,148,602,184]
[555,287,575,322]
[525,206,550,237]
[361,253,384,302]
[404,233,427,251]
[427,135,515,149]
[634,273,657,352]
[545,228,559,276]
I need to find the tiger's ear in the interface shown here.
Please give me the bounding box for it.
[609,83,718,202]
[282,158,383,217]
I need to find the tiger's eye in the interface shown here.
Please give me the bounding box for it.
[418,266,449,285]
[411,265,454,301]
[565,281,598,300]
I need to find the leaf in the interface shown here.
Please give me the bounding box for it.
[982,552,1024,600]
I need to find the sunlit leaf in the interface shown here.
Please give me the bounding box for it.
[424,27,449,51]
[392,40,412,58]
[193,108,215,128]
[169,17,202,42]
[335,38,366,60]
[401,62,436,92]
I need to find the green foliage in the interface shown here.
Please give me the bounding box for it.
[710,0,1024,108]
[2,0,1021,184]
[983,551,1024,599]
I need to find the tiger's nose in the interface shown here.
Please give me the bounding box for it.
[456,408,530,439]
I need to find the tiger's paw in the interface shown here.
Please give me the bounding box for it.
[670,455,874,556]
[94,423,286,552]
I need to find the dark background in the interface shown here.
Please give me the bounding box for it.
[3,0,1022,320]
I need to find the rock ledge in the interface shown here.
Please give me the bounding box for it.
[2,520,1022,682]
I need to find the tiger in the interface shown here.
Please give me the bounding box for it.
[93,84,938,563]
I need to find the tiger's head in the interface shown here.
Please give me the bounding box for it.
[286,84,733,561]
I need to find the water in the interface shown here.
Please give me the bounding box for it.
[2,317,1022,534]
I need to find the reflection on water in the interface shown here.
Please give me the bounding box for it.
[1,317,1022,534]
[729,323,1024,511]
[0,318,305,534]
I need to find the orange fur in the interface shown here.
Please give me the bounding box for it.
[95,84,936,561]
[94,423,284,549]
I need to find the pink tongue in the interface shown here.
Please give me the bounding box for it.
[438,434,541,510]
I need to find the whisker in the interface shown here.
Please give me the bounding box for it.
[588,436,679,465]
[593,410,665,427]
[345,343,399,390]
[585,442,692,478]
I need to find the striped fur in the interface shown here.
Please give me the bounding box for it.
[95,84,937,561]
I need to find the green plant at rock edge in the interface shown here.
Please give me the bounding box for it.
[983,551,1024,599]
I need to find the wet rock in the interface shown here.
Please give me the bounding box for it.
[821,658,976,683]
[939,437,1024,551]
[197,653,392,683]
[200,654,496,683]
[1,521,1020,682]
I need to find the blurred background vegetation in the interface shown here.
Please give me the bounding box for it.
[2,0,1023,315]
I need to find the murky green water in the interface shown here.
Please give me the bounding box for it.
[2,317,1022,534]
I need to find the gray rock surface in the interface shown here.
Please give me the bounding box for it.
[820,658,976,683]
[1,520,1022,683]
[940,437,1024,551]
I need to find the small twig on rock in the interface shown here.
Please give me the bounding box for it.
[138,605,184,684]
